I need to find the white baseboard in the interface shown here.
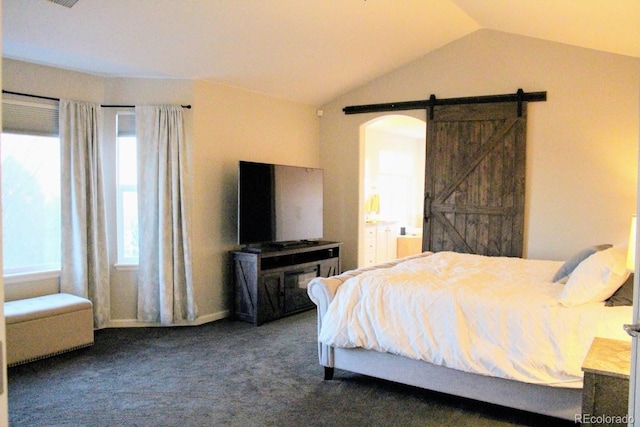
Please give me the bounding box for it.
[102,310,230,328]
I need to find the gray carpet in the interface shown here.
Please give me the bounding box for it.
[8,310,573,426]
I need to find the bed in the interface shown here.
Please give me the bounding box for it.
[307,247,634,420]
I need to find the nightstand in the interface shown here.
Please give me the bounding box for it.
[581,337,631,426]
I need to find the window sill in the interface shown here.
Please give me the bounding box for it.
[3,264,139,282]
[114,263,138,272]
[3,269,60,285]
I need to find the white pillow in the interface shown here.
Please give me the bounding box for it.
[552,244,612,282]
[557,247,630,307]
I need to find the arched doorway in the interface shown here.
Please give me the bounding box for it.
[359,115,426,267]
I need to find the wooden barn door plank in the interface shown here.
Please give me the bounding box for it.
[423,102,526,257]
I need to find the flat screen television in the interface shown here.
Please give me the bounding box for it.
[238,160,324,247]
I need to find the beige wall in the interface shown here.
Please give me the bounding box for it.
[3,28,639,321]
[320,29,640,269]
[191,79,320,318]
[3,59,105,103]
[2,59,320,325]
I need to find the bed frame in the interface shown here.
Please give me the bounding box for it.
[307,258,582,421]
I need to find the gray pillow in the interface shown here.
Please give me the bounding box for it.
[605,273,634,307]
[552,244,612,283]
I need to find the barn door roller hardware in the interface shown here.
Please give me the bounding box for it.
[343,88,546,117]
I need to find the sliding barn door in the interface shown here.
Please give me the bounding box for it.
[423,102,526,257]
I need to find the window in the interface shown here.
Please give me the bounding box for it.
[1,95,61,275]
[377,150,418,227]
[116,112,139,264]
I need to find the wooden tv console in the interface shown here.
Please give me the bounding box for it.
[232,241,341,325]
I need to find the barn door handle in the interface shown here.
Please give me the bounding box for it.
[424,192,431,222]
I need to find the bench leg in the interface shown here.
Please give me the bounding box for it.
[324,367,334,380]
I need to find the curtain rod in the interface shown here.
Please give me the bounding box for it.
[343,89,546,117]
[2,90,192,109]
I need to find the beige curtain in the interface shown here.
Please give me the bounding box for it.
[135,105,197,324]
[59,99,111,328]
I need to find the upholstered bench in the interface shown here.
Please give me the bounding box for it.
[5,293,94,366]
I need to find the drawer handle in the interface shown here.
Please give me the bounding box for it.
[624,323,640,337]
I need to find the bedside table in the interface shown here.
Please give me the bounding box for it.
[581,337,631,426]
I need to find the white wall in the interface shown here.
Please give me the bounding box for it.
[364,126,425,228]
[2,59,320,326]
[0,0,10,417]
[320,29,640,269]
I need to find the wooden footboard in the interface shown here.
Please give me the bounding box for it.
[306,255,583,421]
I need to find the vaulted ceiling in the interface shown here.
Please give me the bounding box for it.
[3,0,639,106]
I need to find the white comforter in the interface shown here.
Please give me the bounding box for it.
[318,251,632,387]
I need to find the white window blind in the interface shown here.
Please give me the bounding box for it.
[117,111,136,137]
[2,93,59,136]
